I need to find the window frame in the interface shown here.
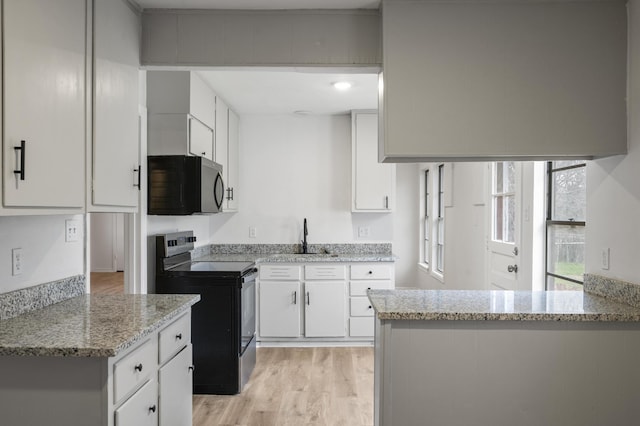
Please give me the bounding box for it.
[545,161,587,290]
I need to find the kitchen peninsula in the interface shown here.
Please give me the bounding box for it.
[0,293,200,426]
[369,277,640,426]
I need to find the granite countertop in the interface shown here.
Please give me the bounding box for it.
[368,289,640,322]
[194,253,396,263]
[0,294,200,357]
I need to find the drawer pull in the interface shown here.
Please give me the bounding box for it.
[134,363,143,372]
[367,287,371,290]
[368,271,373,275]
[149,405,157,414]
[188,365,195,372]
[368,305,373,309]
[176,333,183,340]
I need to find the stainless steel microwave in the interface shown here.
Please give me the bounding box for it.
[148,155,224,215]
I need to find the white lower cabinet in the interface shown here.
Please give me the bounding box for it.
[159,345,193,426]
[259,280,301,337]
[115,378,158,426]
[258,263,393,343]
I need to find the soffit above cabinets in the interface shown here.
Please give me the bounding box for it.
[135,0,380,10]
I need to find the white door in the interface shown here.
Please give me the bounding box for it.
[487,162,521,290]
[188,117,214,161]
[92,0,140,209]
[159,345,193,426]
[226,109,240,212]
[259,281,301,337]
[304,281,346,337]
[3,0,85,208]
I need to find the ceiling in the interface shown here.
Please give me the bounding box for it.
[198,70,378,115]
[135,0,380,10]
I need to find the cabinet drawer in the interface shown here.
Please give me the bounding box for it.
[159,312,190,365]
[350,297,375,317]
[114,339,157,404]
[349,317,374,337]
[350,280,393,296]
[305,265,346,280]
[350,264,393,280]
[115,378,158,426]
[260,265,301,280]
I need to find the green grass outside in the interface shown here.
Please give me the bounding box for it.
[550,262,584,291]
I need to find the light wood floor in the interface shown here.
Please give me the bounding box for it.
[90,272,124,294]
[193,347,374,426]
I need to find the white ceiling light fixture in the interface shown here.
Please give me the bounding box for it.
[332,81,352,91]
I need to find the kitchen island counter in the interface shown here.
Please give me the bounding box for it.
[368,289,640,322]
[0,294,200,357]
[371,286,640,426]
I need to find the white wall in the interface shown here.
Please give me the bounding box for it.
[586,0,640,284]
[0,215,84,294]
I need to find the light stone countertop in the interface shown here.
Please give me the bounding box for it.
[368,289,640,321]
[0,294,200,357]
[194,253,396,263]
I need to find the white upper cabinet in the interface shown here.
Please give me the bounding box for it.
[379,0,627,161]
[91,0,141,211]
[147,71,215,129]
[3,0,86,210]
[352,111,395,212]
[147,71,216,161]
[214,96,240,212]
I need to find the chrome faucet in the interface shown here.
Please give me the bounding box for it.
[302,218,308,254]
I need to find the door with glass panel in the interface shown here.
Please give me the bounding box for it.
[487,162,521,290]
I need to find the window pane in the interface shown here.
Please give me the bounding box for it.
[495,162,504,193]
[547,224,585,284]
[494,196,504,241]
[547,276,583,291]
[506,161,516,192]
[552,166,586,221]
[505,195,515,243]
[437,219,444,244]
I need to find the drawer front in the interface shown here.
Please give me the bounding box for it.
[114,338,157,404]
[260,265,301,280]
[350,280,394,296]
[350,297,375,317]
[349,317,374,337]
[305,265,346,280]
[159,312,191,365]
[115,378,158,426]
[350,264,394,280]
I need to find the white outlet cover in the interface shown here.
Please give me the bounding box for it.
[65,220,80,242]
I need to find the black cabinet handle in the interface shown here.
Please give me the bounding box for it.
[133,165,141,190]
[188,365,194,372]
[149,405,157,413]
[230,187,234,201]
[176,333,182,340]
[14,140,25,181]
[134,363,143,372]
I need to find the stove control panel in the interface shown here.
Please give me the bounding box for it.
[157,231,196,258]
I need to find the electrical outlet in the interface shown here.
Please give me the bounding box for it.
[12,248,22,276]
[65,220,79,242]
[601,248,610,270]
[249,227,257,238]
[358,226,371,238]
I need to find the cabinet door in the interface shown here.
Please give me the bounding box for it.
[159,345,193,426]
[188,117,214,161]
[352,112,396,212]
[115,378,158,426]
[92,0,140,210]
[3,0,85,208]
[189,73,215,129]
[214,97,229,172]
[226,109,240,212]
[259,281,301,337]
[304,281,346,337]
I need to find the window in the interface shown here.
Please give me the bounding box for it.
[546,161,586,290]
[492,162,516,244]
[423,169,430,265]
[435,164,445,274]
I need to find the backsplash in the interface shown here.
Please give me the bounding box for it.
[0,275,85,320]
[193,243,393,259]
[584,273,640,309]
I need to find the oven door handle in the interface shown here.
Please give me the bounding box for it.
[241,269,258,284]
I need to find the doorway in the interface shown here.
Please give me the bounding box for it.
[89,212,125,294]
